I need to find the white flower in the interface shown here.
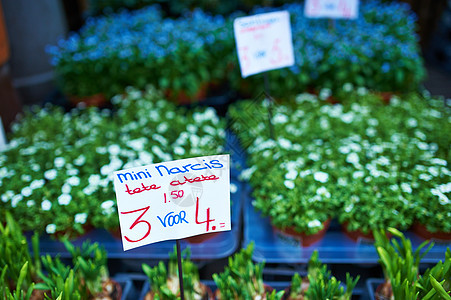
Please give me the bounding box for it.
[341,112,354,124]
[316,186,331,198]
[353,171,364,179]
[307,219,321,228]
[67,176,80,186]
[313,171,329,183]
[21,174,32,182]
[46,224,56,234]
[108,144,121,156]
[74,213,88,224]
[338,177,347,186]
[431,188,450,205]
[356,87,367,95]
[62,183,71,194]
[27,200,35,207]
[428,167,439,177]
[30,179,45,189]
[343,83,353,92]
[299,170,312,178]
[21,186,33,197]
[344,204,354,213]
[67,168,79,176]
[41,199,52,211]
[366,127,377,137]
[101,200,114,211]
[44,169,57,180]
[230,183,238,194]
[273,113,288,124]
[54,157,66,168]
[368,118,379,126]
[308,153,320,161]
[284,180,295,189]
[319,88,331,100]
[129,138,146,151]
[419,173,432,181]
[431,158,447,166]
[88,174,101,186]
[401,183,412,194]
[74,155,87,166]
[346,153,360,165]
[338,145,351,154]
[285,170,298,180]
[174,146,185,156]
[240,166,256,181]
[11,194,23,208]
[58,194,72,205]
[407,118,418,128]
[157,123,168,133]
[278,138,292,150]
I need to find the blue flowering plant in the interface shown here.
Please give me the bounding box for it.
[234,0,425,99]
[47,6,233,103]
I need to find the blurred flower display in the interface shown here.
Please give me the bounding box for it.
[230,88,450,236]
[47,0,424,103]
[0,87,225,237]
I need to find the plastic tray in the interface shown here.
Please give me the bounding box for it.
[243,184,451,264]
[366,278,384,300]
[35,178,243,260]
[113,275,133,300]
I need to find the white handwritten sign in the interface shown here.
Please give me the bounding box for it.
[113,154,231,251]
[305,0,359,19]
[233,11,295,78]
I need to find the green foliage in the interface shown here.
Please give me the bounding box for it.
[230,90,450,235]
[213,243,282,299]
[142,247,204,300]
[374,228,451,299]
[289,251,359,300]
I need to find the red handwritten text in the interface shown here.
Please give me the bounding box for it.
[170,175,219,186]
[125,183,161,195]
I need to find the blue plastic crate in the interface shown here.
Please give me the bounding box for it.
[366,278,384,300]
[243,184,450,264]
[35,178,243,260]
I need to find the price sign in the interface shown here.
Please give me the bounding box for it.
[233,11,295,78]
[305,0,359,19]
[113,154,231,251]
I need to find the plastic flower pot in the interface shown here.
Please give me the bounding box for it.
[272,219,331,247]
[412,222,451,241]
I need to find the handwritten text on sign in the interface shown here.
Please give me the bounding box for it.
[113,155,231,251]
[234,11,294,78]
[305,0,359,19]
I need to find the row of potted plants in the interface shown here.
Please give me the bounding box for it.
[0,86,226,238]
[3,207,450,299]
[47,0,424,104]
[0,212,122,299]
[230,87,450,244]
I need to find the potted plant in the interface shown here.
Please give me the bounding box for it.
[141,247,211,300]
[213,243,285,300]
[285,251,359,300]
[373,227,450,299]
[0,212,41,299]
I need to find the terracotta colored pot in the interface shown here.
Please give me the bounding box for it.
[412,223,451,241]
[184,232,219,244]
[341,222,375,242]
[273,219,331,247]
[145,282,213,300]
[109,227,122,240]
[164,83,208,105]
[69,93,107,107]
